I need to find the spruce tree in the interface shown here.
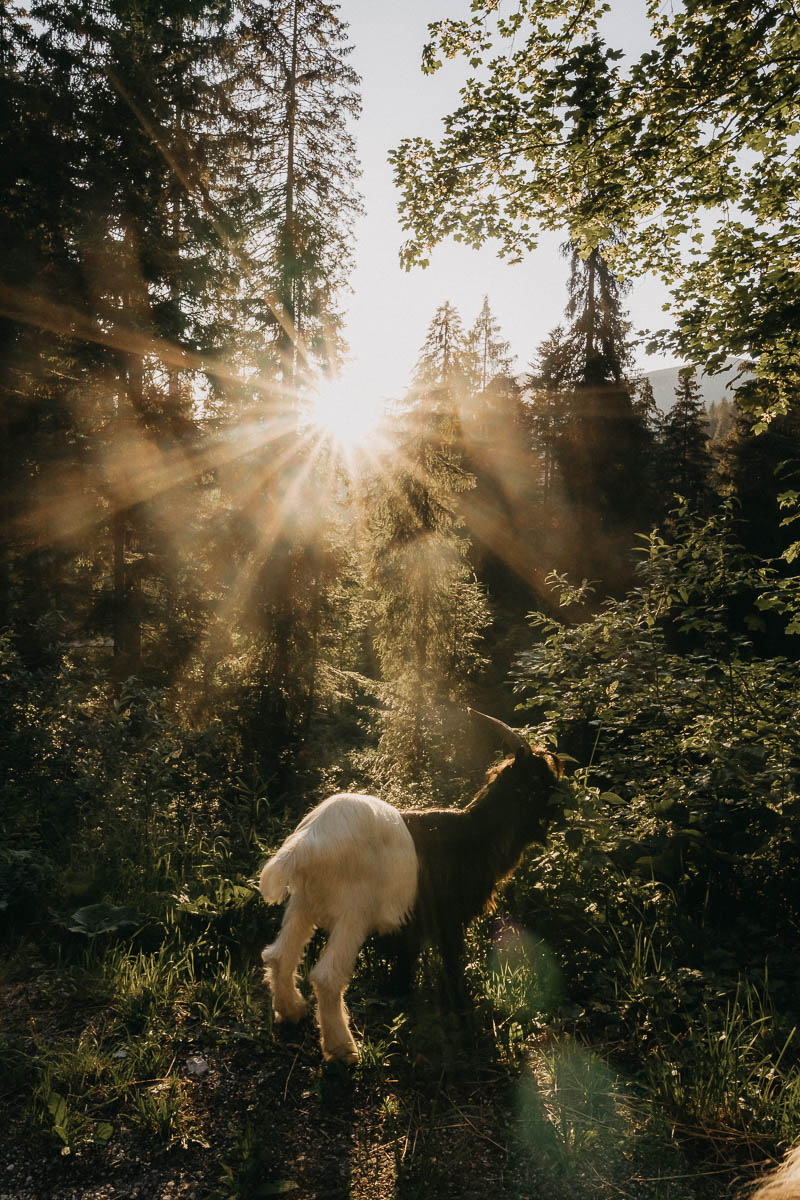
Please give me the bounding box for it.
[240,0,361,389]
[0,1,365,771]
[0,3,99,663]
[412,301,469,393]
[221,1,362,751]
[562,242,631,388]
[658,369,714,516]
[466,296,515,395]
[13,0,258,679]
[706,398,735,445]
[718,392,800,560]
[525,242,656,584]
[459,304,536,613]
[556,243,642,532]
[365,312,489,773]
[525,325,576,514]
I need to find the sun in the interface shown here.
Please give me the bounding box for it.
[305,372,386,452]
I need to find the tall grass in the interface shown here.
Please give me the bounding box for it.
[647,977,800,1143]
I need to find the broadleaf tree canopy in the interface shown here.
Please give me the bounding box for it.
[390,0,800,420]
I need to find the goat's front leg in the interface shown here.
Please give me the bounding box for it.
[262,896,315,1023]
[310,916,369,1064]
[387,926,420,998]
[439,924,469,1009]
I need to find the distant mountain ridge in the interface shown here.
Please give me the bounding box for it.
[645,362,749,412]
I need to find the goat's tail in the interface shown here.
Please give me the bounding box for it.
[258,841,298,905]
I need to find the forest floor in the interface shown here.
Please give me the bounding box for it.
[0,953,771,1200]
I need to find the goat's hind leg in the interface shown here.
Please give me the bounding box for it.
[310,917,369,1064]
[262,895,315,1023]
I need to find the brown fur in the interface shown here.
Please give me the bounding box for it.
[393,747,562,995]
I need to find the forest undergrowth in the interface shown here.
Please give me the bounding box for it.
[2,507,799,1200]
[4,0,800,1195]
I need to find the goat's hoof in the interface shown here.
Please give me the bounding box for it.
[323,1042,359,1065]
[273,997,308,1023]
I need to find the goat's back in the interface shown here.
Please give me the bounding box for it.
[258,793,418,935]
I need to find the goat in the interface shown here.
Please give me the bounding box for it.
[750,1147,800,1200]
[258,709,562,1063]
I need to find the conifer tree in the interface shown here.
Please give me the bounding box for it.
[366,311,489,773]
[366,414,489,772]
[525,325,576,514]
[221,1,362,750]
[658,369,714,516]
[0,2,101,662]
[412,301,469,392]
[632,377,660,432]
[2,1,362,690]
[11,0,260,679]
[467,296,515,394]
[706,398,735,445]
[553,243,649,536]
[525,243,655,579]
[0,0,365,768]
[241,0,361,388]
[562,242,632,388]
[718,393,800,560]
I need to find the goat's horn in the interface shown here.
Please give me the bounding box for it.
[467,708,530,754]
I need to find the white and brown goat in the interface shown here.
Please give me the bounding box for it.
[258,710,562,1062]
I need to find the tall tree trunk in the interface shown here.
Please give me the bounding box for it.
[112,352,144,681]
[279,0,299,388]
[584,248,597,378]
[0,320,13,629]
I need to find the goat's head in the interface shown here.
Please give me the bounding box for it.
[468,708,563,842]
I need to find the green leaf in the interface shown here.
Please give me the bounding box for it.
[66,903,140,936]
[47,1092,70,1147]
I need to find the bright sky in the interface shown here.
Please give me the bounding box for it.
[338,0,678,408]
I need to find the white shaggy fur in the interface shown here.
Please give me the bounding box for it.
[259,793,418,1063]
[751,1145,800,1199]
